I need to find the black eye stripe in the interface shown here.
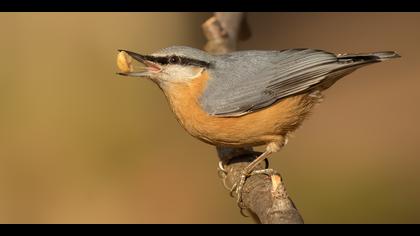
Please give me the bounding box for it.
[180,57,210,68]
[146,55,210,68]
[169,56,179,63]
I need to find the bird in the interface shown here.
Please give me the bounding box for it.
[117,46,400,205]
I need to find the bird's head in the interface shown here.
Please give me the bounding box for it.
[117,46,213,86]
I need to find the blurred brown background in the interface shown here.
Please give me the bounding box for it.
[0,12,418,223]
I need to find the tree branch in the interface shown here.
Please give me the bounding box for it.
[202,12,304,224]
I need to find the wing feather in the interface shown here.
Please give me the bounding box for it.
[199,49,374,116]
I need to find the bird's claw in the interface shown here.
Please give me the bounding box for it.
[218,159,274,216]
[230,168,278,213]
[217,161,232,191]
[217,160,227,177]
[226,171,249,216]
[228,169,250,212]
[229,159,270,202]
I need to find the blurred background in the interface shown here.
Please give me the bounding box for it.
[0,12,418,223]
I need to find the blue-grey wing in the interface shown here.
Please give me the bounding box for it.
[199,48,363,116]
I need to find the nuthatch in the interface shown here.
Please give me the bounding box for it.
[117,46,400,205]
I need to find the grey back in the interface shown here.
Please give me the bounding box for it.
[201,49,341,116]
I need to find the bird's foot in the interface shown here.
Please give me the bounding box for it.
[228,170,249,216]
[217,161,232,191]
[230,165,275,216]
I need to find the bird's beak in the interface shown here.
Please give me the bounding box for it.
[117,50,161,77]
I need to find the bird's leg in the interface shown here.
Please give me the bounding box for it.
[231,138,288,208]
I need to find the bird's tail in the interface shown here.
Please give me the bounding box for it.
[334,51,401,76]
[337,51,401,64]
[317,51,400,90]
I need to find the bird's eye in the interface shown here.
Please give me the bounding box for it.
[169,56,180,64]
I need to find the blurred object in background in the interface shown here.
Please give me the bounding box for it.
[0,12,419,223]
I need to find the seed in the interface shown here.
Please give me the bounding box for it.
[117,51,134,73]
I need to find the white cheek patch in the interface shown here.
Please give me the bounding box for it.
[163,66,204,82]
[186,68,205,79]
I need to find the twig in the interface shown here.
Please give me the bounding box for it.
[202,12,304,224]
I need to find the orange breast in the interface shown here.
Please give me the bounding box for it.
[161,71,317,147]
